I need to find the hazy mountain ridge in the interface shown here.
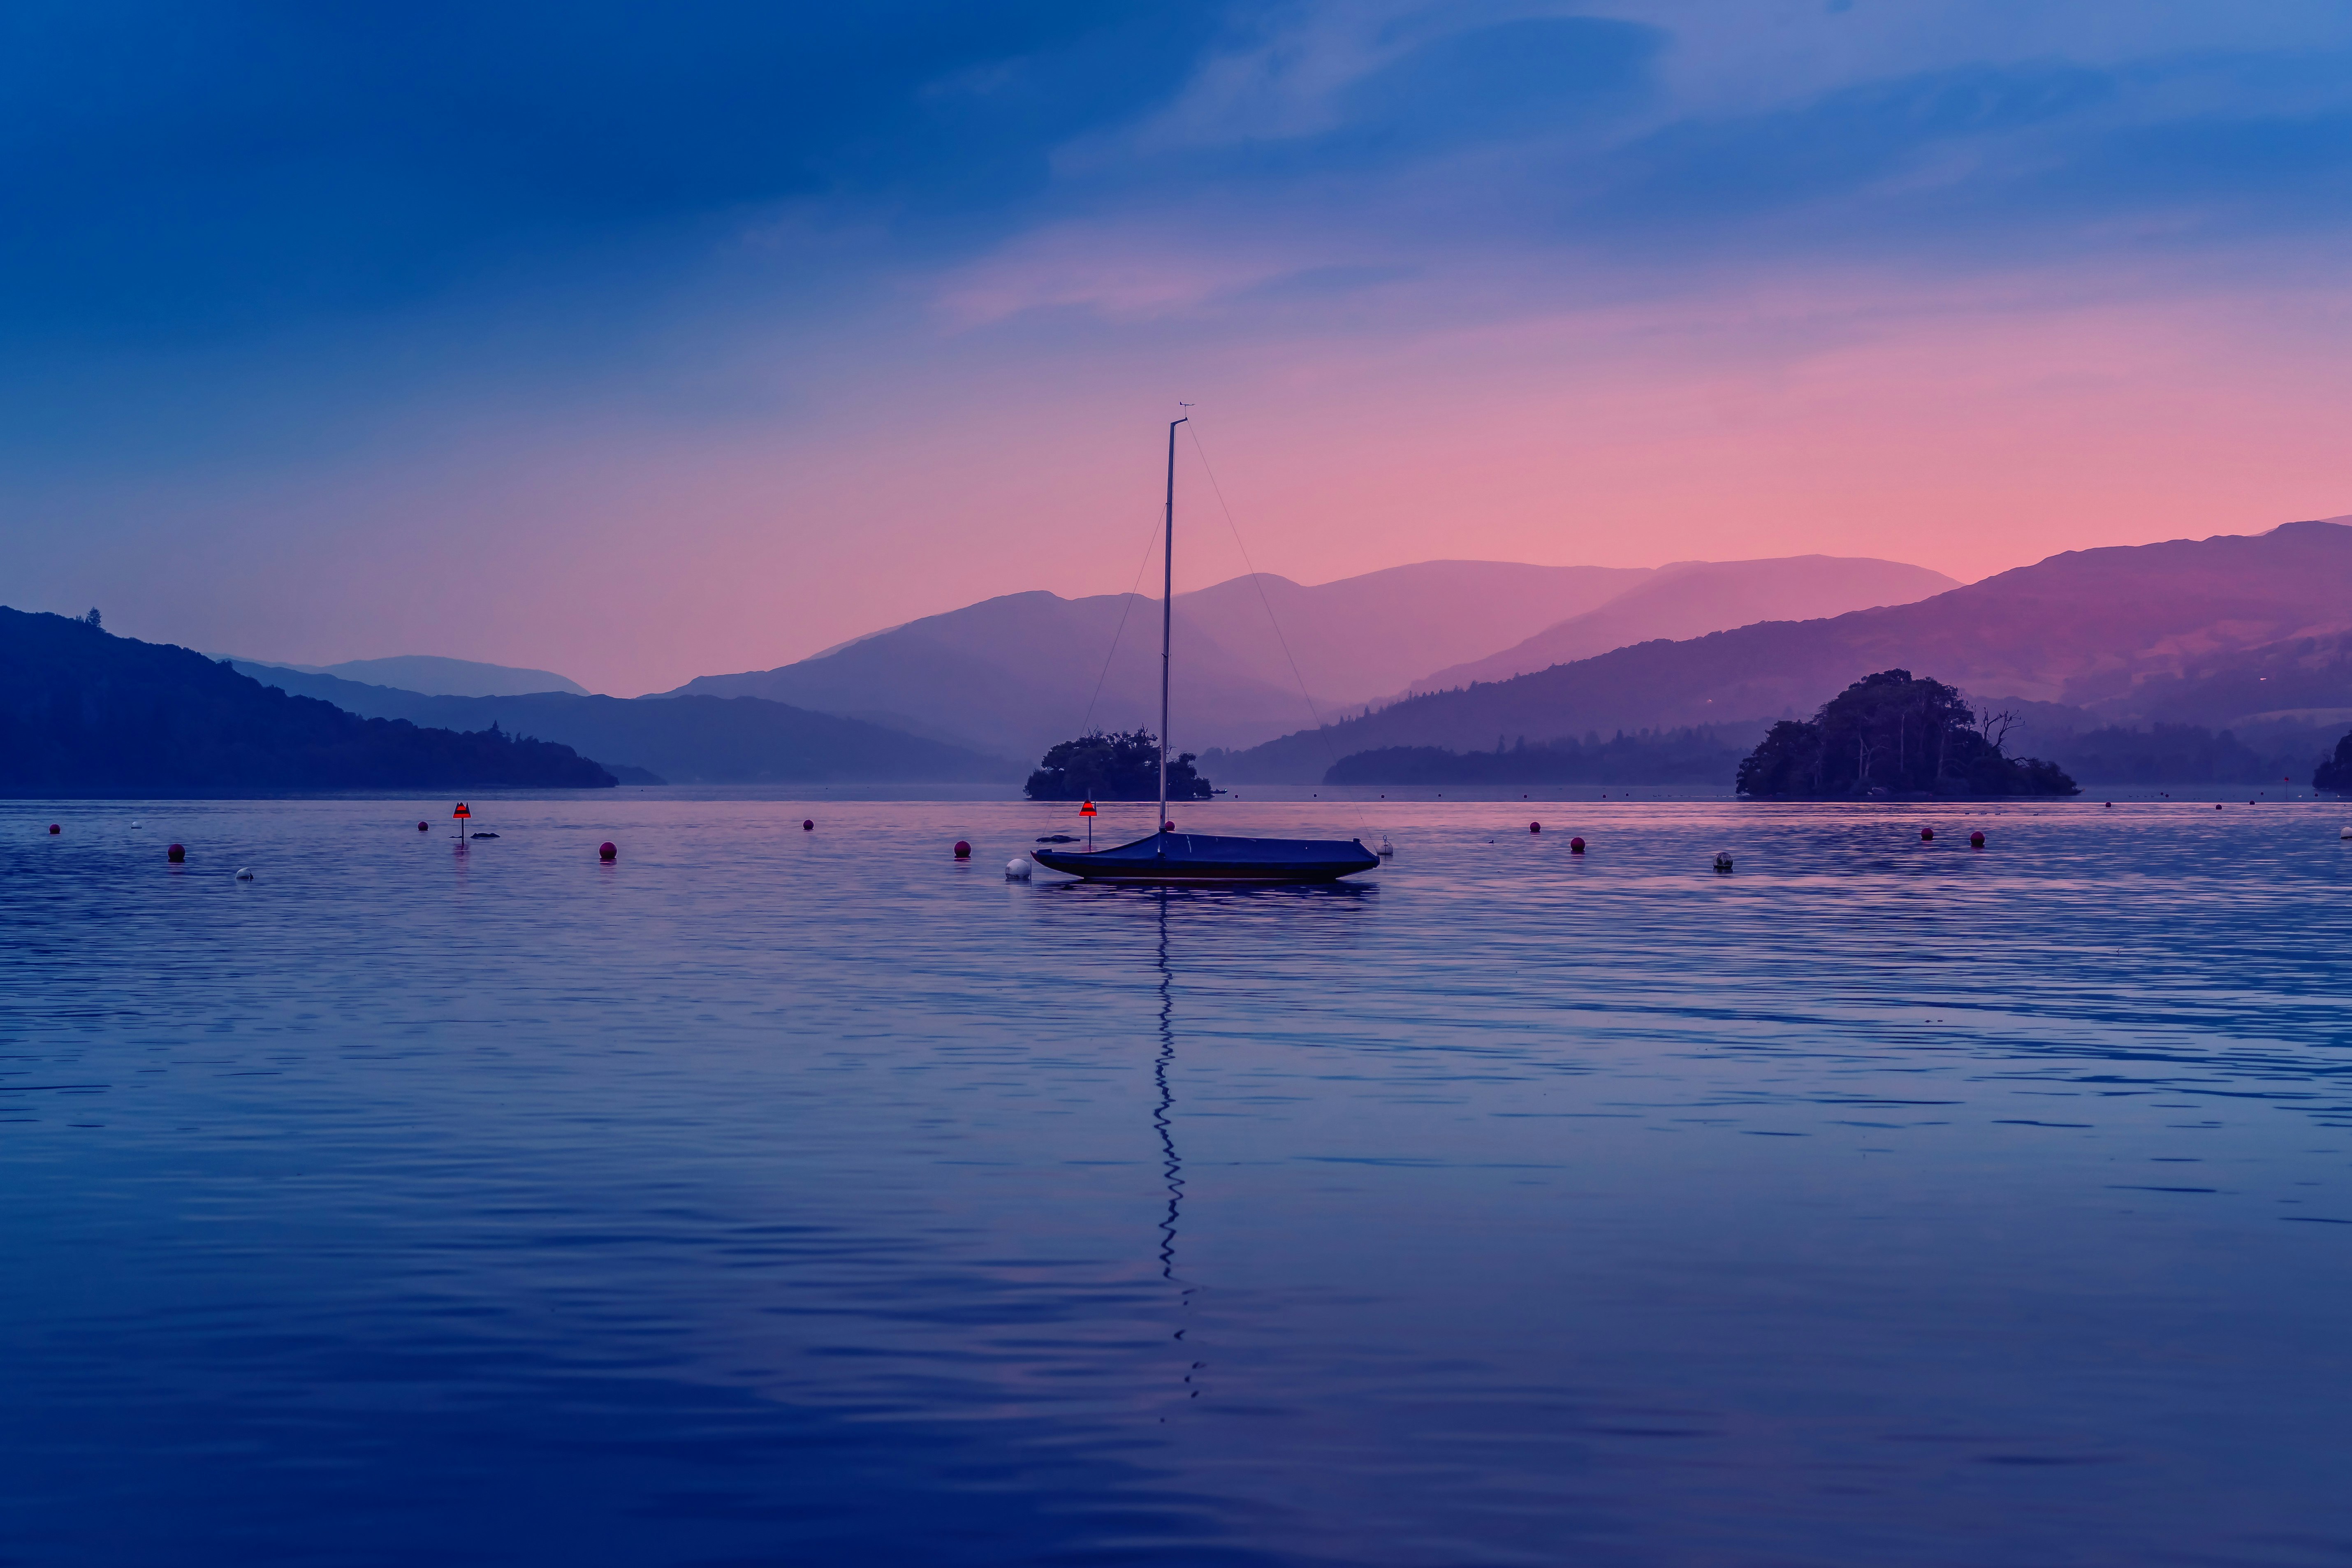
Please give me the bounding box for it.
[1217,519,2352,781]
[662,588,1328,761]
[1411,556,1960,692]
[233,653,591,697]
[1173,561,1654,705]
[234,665,1017,784]
[665,554,1954,761]
[5,610,613,792]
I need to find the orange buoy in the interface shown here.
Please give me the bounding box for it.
[1529,822,1541,834]
[599,841,616,862]
[1970,831,1985,848]
[953,840,971,859]
[1569,837,1585,853]
[1921,827,1934,841]
[1163,820,1175,831]
[802,819,814,831]
[47,824,59,835]
[167,843,185,864]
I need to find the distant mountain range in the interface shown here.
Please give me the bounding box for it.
[186,527,2352,793]
[1411,556,1958,692]
[228,666,1017,785]
[3,610,612,792]
[232,653,590,697]
[1216,519,2352,781]
[663,553,1953,762]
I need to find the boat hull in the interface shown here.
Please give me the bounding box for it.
[1030,830,1379,884]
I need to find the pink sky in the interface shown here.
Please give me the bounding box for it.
[9,3,2352,695]
[27,265,2347,696]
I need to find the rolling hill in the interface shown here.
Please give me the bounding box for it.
[3,609,614,792]
[1412,556,1958,692]
[1170,560,1653,705]
[1215,519,2352,781]
[661,588,1327,762]
[234,654,591,697]
[663,554,1953,761]
[230,666,1017,784]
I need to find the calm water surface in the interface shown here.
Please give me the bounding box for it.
[4,794,2350,1566]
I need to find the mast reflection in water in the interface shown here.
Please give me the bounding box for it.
[1154,891,1202,1403]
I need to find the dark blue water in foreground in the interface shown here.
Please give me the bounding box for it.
[5,794,2351,1567]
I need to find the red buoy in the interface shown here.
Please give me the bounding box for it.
[167,843,185,864]
[1921,827,1934,841]
[1569,836,1586,853]
[47,824,59,835]
[417,821,429,831]
[1969,831,1985,848]
[599,841,617,862]
[802,819,814,831]
[1163,820,1175,831]
[1529,822,1541,834]
[953,840,971,859]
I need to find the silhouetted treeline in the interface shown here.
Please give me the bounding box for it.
[1738,670,2076,798]
[2052,723,2289,786]
[1026,730,1213,801]
[0,607,614,792]
[1324,726,1756,785]
[2317,730,2352,793]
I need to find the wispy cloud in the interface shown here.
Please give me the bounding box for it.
[11,2,2352,691]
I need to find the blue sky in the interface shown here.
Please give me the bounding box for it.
[9,2,2352,691]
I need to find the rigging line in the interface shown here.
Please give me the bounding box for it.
[1184,423,1372,829]
[1078,507,1170,741]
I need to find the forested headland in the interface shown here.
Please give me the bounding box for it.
[0,607,615,793]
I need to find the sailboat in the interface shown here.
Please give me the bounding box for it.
[1029,418,1380,885]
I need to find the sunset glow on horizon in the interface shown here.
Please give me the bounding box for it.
[8,3,2352,693]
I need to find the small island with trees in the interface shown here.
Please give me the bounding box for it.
[1024,730,1214,801]
[1736,669,2078,798]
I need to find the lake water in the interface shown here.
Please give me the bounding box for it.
[4,792,2350,1566]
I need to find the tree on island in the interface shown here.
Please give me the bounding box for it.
[1024,730,1213,801]
[1736,670,2078,798]
[2315,730,2352,793]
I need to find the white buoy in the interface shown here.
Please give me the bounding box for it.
[1005,857,1033,880]
[1378,836,1395,857]
[234,867,255,881]
[1713,852,1734,873]
[2340,825,2351,840]
[130,819,143,828]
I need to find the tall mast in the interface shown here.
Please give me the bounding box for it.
[1160,416,1186,847]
